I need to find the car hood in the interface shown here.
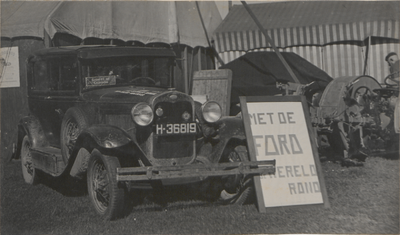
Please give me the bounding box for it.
[81,86,170,104]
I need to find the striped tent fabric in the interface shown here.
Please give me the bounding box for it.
[213,1,399,81]
[215,20,399,53]
[322,44,365,79]
[214,1,399,51]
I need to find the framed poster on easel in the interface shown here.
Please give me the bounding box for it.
[192,69,232,116]
[240,95,330,212]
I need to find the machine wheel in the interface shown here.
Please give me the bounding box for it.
[218,145,253,205]
[87,150,126,220]
[20,135,39,185]
[60,107,89,164]
[353,86,375,112]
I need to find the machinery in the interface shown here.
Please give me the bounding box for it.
[309,75,399,164]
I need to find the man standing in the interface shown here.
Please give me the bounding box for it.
[385,52,400,84]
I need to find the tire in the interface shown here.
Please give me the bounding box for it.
[20,135,39,185]
[218,145,253,205]
[87,150,126,220]
[60,107,89,164]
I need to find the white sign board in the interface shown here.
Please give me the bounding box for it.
[240,96,329,211]
[1,46,20,88]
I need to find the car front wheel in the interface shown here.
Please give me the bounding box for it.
[87,150,126,220]
[219,145,253,205]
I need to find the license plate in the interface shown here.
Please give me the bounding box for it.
[155,123,196,135]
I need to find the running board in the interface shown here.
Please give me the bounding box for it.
[117,160,275,181]
[30,146,65,176]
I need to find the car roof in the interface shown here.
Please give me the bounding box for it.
[29,45,176,60]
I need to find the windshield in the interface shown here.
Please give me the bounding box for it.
[80,57,173,90]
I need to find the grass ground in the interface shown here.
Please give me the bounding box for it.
[1,156,399,234]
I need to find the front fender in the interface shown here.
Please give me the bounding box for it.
[73,124,149,163]
[69,125,138,179]
[217,116,246,140]
[69,124,151,178]
[78,124,132,149]
[205,116,247,163]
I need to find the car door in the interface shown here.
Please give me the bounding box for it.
[28,56,79,148]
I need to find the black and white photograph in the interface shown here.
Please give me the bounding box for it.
[1,1,399,234]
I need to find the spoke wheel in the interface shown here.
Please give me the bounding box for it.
[353,86,374,111]
[21,136,39,185]
[219,145,253,205]
[87,150,126,220]
[65,119,79,149]
[61,107,89,164]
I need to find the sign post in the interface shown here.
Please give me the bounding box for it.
[240,95,330,212]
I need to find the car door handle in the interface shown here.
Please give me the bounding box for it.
[44,96,52,100]
[55,109,64,117]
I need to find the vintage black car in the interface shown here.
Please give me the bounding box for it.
[14,46,274,220]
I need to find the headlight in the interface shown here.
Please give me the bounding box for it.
[131,103,154,126]
[202,101,222,123]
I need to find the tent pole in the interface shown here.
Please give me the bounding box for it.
[363,36,371,75]
[189,48,195,95]
[368,36,372,76]
[195,1,225,66]
[198,48,202,71]
[241,1,300,84]
[184,46,189,94]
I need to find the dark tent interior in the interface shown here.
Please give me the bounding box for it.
[220,52,333,114]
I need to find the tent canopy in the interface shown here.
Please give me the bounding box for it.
[1,1,222,48]
[1,1,60,39]
[213,1,399,53]
[220,51,333,105]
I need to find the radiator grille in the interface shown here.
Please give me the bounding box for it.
[152,101,195,159]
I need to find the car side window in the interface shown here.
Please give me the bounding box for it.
[49,57,78,92]
[32,60,49,91]
[31,57,78,93]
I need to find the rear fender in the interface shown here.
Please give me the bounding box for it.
[13,116,49,159]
